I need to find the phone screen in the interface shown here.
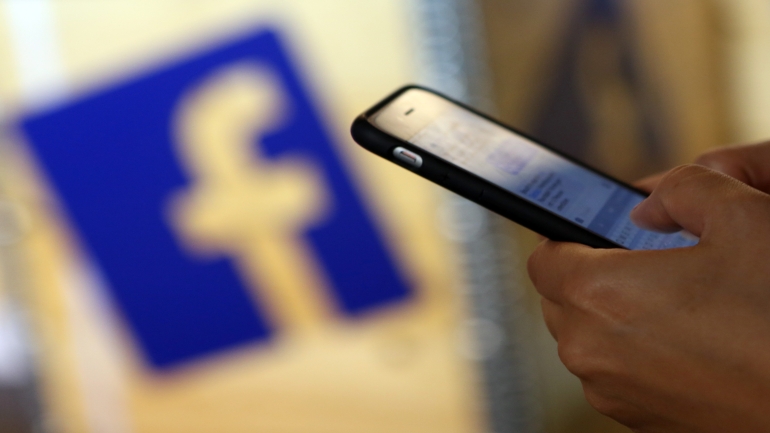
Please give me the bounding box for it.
[373,89,698,250]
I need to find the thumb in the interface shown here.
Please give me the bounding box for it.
[630,165,753,237]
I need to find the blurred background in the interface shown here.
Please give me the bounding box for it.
[0,1,769,432]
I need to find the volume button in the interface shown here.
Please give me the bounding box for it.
[393,147,423,168]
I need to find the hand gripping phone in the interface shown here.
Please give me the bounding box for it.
[351,85,698,250]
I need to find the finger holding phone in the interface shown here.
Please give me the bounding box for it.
[529,143,770,432]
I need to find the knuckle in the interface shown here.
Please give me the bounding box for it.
[557,339,597,379]
[527,241,565,291]
[527,241,554,280]
[657,164,716,203]
[662,164,708,187]
[526,247,543,284]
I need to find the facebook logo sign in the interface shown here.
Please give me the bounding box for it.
[20,29,412,369]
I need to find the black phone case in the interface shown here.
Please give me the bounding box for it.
[351,85,645,249]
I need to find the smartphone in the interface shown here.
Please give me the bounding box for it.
[351,85,698,250]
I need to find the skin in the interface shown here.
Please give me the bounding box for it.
[527,142,770,432]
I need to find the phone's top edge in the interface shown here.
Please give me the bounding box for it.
[361,84,438,118]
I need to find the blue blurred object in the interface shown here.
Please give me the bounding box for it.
[20,28,412,370]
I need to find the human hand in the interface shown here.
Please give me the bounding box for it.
[528,164,770,432]
[635,141,770,193]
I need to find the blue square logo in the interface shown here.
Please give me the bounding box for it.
[20,28,412,370]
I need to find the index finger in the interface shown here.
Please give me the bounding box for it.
[695,142,770,192]
[630,165,760,237]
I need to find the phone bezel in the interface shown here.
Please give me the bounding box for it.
[352,85,652,249]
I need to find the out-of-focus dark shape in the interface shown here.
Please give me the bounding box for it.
[480,0,728,181]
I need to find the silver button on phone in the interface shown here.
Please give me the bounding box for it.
[393,147,423,168]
